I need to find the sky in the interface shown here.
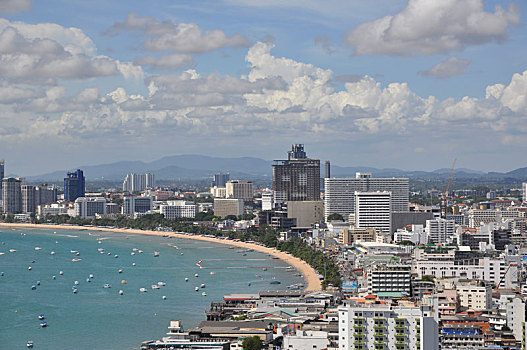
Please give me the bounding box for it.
[1,0,526,175]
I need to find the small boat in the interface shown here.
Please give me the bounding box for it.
[86,278,91,283]
[132,263,136,266]
[107,252,111,255]
[35,247,42,251]
[157,281,166,286]
[97,240,102,244]
[9,249,16,253]
[121,280,127,284]
[138,250,143,254]
[119,290,124,295]
[74,281,79,285]
[162,295,167,300]
[52,276,56,280]
[132,248,138,252]
[270,280,281,285]
[97,248,104,252]
[27,341,34,348]
[114,255,119,258]
[72,288,78,293]
[40,321,47,327]
[248,282,251,286]
[59,271,63,275]
[151,285,159,289]
[31,285,36,290]
[210,272,216,275]
[202,292,207,296]
[131,252,135,256]
[118,269,123,274]
[31,260,36,263]
[36,281,41,285]
[0,252,4,255]
[153,252,160,257]
[103,284,111,288]
[38,314,45,320]
[139,288,147,293]
[195,287,199,291]
[194,274,198,278]
[185,277,189,282]
[70,250,78,254]
[28,266,32,271]
[89,274,94,278]
[0,272,4,276]
[50,251,55,255]
[75,252,80,256]
[72,258,82,262]
[200,283,206,288]
[263,268,267,271]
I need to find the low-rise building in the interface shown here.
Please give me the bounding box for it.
[214,199,244,218]
[74,197,106,219]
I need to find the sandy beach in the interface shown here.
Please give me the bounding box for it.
[0,223,322,291]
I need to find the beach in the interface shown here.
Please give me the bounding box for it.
[0,223,322,291]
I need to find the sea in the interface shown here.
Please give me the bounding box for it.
[0,226,304,349]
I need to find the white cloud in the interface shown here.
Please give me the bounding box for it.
[0,0,31,14]
[108,12,249,54]
[345,0,520,56]
[135,53,195,70]
[420,57,471,78]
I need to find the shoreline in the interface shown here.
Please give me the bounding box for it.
[0,223,322,291]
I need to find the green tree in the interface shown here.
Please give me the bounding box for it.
[242,336,262,350]
[224,215,238,221]
[327,213,344,221]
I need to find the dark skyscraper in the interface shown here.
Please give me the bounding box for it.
[325,160,331,179]
[0,159,4,201]
[212,173,230,187]
[2,177,21,213]
[272,144,320,203]
[64,169,85,202]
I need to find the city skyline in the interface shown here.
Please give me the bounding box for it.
[0,0,526,174]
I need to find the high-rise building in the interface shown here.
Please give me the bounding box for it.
[212,173,230,187]
[325,160,330,178]
[122,196,153,215]
[272,144,320,203]
[36,184,57,206]
[324,172,408,221]
[426,218,456,244]
[0,159,4,201]
[122,173,155,192]
[355,191,392,234]
[74,197,106,218]
[64,169,85,202]
[160,201,197,219]
[2,177,22,213]
[213,198,244,218]
[225,180,253,201]
[523,182,527,203]
[21,185,36,213]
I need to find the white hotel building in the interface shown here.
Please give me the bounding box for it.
[160,201,198,219]
[338,302,438,350]
[355,191,392,235]
[325,173,408,221]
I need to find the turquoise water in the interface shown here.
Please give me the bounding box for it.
[0,227,303,349]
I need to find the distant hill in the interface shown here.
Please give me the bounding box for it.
[26,154,527,182]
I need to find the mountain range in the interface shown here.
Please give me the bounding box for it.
[23,155,527,182]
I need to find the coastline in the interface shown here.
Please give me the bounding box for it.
[0,223,322,291]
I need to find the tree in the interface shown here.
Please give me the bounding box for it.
[242,336,262,350]
[327,213,344,221]
[224,215,238,221]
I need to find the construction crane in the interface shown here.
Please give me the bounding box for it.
[441,159,456,219]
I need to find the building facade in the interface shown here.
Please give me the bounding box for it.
[122,196,153,215]
[160,201,198,219]
[214,198,244,218]
[286,200,324,227]
[74,197,106,218]
[64,169,85,202]
[355,191,392,235]
[272,144,320,203]
[2,177,22,213]
[426,218,456,244]
[122,173,155,192]
[225,180,253,201]
[325,173,409,221]
[21,185,36,213]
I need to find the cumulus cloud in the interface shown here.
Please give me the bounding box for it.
[0,0,31,14]
[135,53,195,70]
[107,12,249,54]
[345,0,520,56]
[420,57,471,78]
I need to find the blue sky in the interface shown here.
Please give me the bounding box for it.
[1,0,526,175]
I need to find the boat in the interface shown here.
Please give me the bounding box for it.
[103,284,111,288]
[35,247,42,251]
[28,266,32,271]
[131,252,135,256]
[200,283,206,288]
[210,272,216,275]
[270,280,281,285]
[153,251,160,257]
[9,249,16,253]
[36,281,40,285]
[162,295,167,300]
[151,285,159,289]
[59,271,63,275]
[52,276,56,280]
[27,341,34,348]
[98,240,102,244]
[132,263,136,266]
[72,288,78,293]
[75,252,80,256]
[139,288,147,293]
[157,281,166,286]
[86,278,91,283]
[138,250,143,253]
[195,287,199,291]
[31,285,36,290]
[263,268,267,271]
[185,277,189,282]
[89,274,94,278]
[0,252,4,255]
[121,280,127,284]
[0,272,3,276]
[248,282,252,286]
[107,252,111,255]
[132,248,138,252]
[38,314,45,320]
[74,281,79,285]
[40,321,47,327]
[118,269,123,274]
[114,254,119,258]
[72,258,82,262]
[70,250,78,254]
[50,251,55,255]
[119,290,124,295]
[194,274,199,278]
[202,292,207,296]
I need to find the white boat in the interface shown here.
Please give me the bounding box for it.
[52,276,56,280]
[114,254,119,258]
[40,321,47,327]
[103,284,111,288]
[86,278,91,283]
[74,281,79,285]
[195,287,199,291]
[200,283,206,288]
[138,250,143,254]
[70,250,78,254]
[157,281,166,286]
[118,269,123,274]
[131,252,135,256]
[210,272,216,275]
[162,295,167,300]
[0,252,4,255]
[72,258,82,262]
[9,249,16,253]
[132,248,138,252]
[27,341,34,348]
[89,274,94,278]
[50,251,55,255]
[72,288,77,293]
[38,314,45,320]
[132,262,136,266]
[153,251,160,257]
[139,288,147,293]
[59,271,64,275]
[194,274,199,278]
[185,277,189,282]
[119,290,124,295]
[28,266,32,271]
[34,247,42,251]
[202,292,207,296]
[151,285,160,289]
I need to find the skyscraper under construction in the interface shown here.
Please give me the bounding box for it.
[272,144,320,203]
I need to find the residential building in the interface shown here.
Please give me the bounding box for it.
[122,196,153,215]
[2,177,22,214]
[426,218,456,244]
[214,199,244,218]
[286,200,324,227]
[393,224,427,245]
[0,159,3,201]
[210,186,226,198]
[160,201,198,219]
[272,144,320,204]
[324,172,408,221]
[225,180,253,201]
[338,302,439,350]
[36,184,57,206]
[37,202,70,217]
[455,281,492,310]
[367,264,411,295]
[282,330,329,350]
[64,169,85,202]
[523,182,527,203]
[355,191,392,235]
[74,197,106,219]
[261,190,273,211]
[21,185,36,213]
[122,173,155,192]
